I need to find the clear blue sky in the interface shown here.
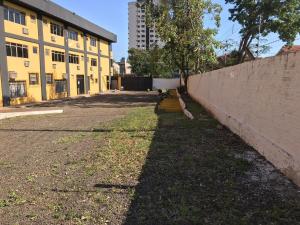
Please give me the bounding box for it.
[52,0,300,61]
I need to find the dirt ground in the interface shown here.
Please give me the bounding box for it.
[0,92,158,225]
[0,91,299,225]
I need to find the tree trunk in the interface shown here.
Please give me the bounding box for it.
[184,75,188,93]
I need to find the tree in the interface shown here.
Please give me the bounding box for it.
[226,0,300,62]
[146,0,222,89]
[128,47,175,77]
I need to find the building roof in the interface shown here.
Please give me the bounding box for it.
[277,45,300,55]
[12,0,117,43]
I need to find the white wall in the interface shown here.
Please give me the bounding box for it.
[153,78,180,90]
[188,52,300,186]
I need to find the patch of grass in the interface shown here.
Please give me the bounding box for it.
[0,161,14,169]
[1,191,27,207]
[26,174,37,182]
[53,133,87,145]
[0,199,8,208]
[8,191,27,205]
[25,214,38,220]
[48,203,63,219]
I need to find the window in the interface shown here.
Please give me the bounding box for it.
[91,58,97,67]
[6,42,28,58]
[90,38,97,47]
[9,81,27,98]
[33,46,38,54]
[29,73,39,85]
[52,51,65,62]
[69,54,79,64]
[4,7,26,25]
[46,74,53,84]
[50,22,63,36]
[69,30,78,41]
[55,80,67,93]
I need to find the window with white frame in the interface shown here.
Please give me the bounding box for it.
[69,54,79,64]
[29,73,39,85]
[46,74,53,84]
[91,58,97,67]
[90,38,97,47]
[50,22,64,36]
[55,80,67,93]
[6,42,28,58]
[4,6,26,25]
[69,30,78,41]
[9,81,27,98]
[52,50,65,62]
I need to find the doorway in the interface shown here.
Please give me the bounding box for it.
[77,75,85,95]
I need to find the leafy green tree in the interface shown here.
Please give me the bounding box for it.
[146,0,222,88]
[226,0,300,62]
[128,47,174,77]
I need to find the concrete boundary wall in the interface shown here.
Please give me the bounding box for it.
[153,78,180,90]
[188,52,300,186]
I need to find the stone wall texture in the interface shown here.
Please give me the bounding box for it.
[188,52,300,186]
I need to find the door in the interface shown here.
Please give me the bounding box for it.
[77,75,85,95]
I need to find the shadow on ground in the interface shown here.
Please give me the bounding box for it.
[25,92,158,109]
[123,96,300,225]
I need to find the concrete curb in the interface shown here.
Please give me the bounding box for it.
[0,110,64,120]
[176,89,194,120]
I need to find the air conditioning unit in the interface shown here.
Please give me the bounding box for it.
[77,65,80,70]
[51,36,56,42]
[8,71,17,80]
[24,61,30,67]
[22,28,29,35]
[52,64,56,69]
[76,43,80,48]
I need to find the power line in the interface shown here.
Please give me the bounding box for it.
[264,37,300,46]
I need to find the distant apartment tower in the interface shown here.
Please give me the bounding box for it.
[128,0,163,50]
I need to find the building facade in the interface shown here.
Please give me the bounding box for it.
[118,58,132,76]
[0,0,117,107]
[128,0,163,50]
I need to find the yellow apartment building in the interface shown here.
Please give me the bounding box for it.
[0,0,116,107]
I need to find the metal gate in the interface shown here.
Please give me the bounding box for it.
[121,76,153,91]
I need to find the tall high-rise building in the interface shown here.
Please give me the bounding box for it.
[128,0,163,50]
